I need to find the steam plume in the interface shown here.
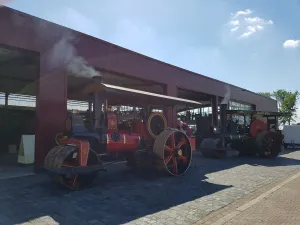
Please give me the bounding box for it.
[5,0,101,78]
[8,8,101,79]
[221,84,231,105]
[67,56,101,78]
[45,31,101,78]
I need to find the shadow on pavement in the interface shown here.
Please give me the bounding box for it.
[0,159,231,225]
[0,150,299,225]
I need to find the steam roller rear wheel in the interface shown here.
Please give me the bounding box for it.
[256,131,281,158]
[44,145,99,190]
[153,129,192,176]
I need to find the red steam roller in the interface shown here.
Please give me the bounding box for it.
[43,76,200,190]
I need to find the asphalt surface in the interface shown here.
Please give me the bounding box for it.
[1,149,300,225]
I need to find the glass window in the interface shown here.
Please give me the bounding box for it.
[229,101,251,110]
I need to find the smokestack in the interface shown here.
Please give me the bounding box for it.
[92,75,103,84]
[220,104,227,134]
[92,75,104,129]
[220,85,231,133]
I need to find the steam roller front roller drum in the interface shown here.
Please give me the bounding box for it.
[153,129,192,176]
[44,145,99,190]
[256,131,282,158]
[199,138,226,158]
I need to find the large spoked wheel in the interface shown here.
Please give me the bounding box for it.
[256,131,281,158]
[44,145,99,190]
[153,129,192,176]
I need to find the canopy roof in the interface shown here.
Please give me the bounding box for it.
[81,83,202,108]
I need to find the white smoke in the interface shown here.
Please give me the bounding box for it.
[8,1,101,79]
[46,33,76,71]
[45,32,101,78]
[221,84,231,105]
[67,56,101,78]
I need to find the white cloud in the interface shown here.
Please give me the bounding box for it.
[239,25,264,38]
[283,40,300,48]
[227,9,273,39]
[230,27,239,32]
[245,17,273,25]
[232,9,253,18]
[245,16,263,23]
[240,31,252,38]
[229,20,240,26]
[256,25,264,30]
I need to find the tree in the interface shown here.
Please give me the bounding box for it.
[258,92,272,98]
[273,89,288,109]
[279,90,299,125]
[258,89,299,125]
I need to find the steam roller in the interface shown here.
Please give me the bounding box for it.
[43,75,199,190]
[198,108,284,159]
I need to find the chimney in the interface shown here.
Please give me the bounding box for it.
[92,75,103,83]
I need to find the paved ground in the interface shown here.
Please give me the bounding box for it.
[0,165,35,180]
[195,169,300,225]
[1,149,300,225]
[223,172,300,225]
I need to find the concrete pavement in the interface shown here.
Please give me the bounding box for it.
[196,167,300,225]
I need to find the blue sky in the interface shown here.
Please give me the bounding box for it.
[3,0,300,122]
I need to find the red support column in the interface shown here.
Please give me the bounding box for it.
[211,95,218,126]
[34,57,67,170]
[163,84,177,128]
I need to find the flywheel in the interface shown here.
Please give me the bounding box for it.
[44,145,99,190]
[146,112,167,139]
[153,129,192,176]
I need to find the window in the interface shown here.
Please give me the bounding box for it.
[229,101,251,110]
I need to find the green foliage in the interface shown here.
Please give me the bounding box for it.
[273,89,288,109]
[258,90,299,125]
[258,92,272,98]
[279,90,299,125]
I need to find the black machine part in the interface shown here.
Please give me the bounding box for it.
[220,104,228,135]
